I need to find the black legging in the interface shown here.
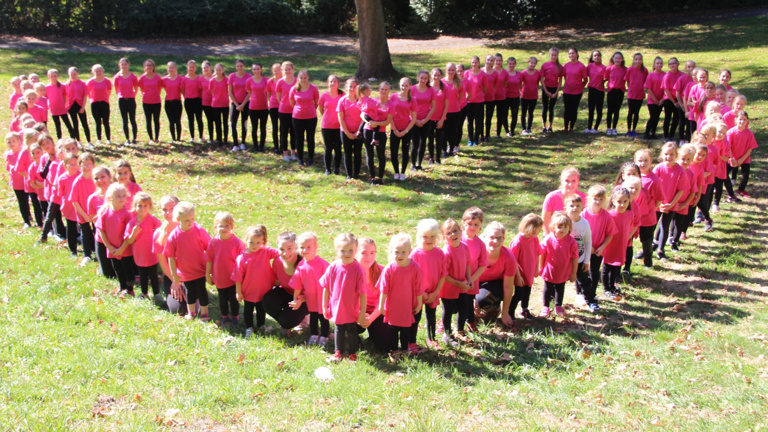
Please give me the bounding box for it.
[543,281,565,308]
[164,275,190,316]
[30,194,43,226]
[445,111,461,153]
[137,264,161,296]
[476,279,503,316]
[40,202,65,241]
[410,121,433,168]
[496,98,509,136]
[211,106,228,143]
[310,311,330,337]
[142,102,161,141]
[118,98,137,142]
[90,101,110,141]
[68,102,91,143]
[562,93,582,131]
[357,314,391,353]
[96,241,116,279]
[390,325,410,351]
[458,105,467,143]
[363,129,387,179]
[278,112,295,152]
[261,287,308,329]
[441,297,459,334]
[390,130,410,174]
[341,132,363,179]
[626,98,643,132]
[483,100,496,140]
[230,103,249,145]
[456,292,472,332]
[506,97,520,135]
[601,264,621,294]
[184,98,204,141]
[644,103,663,137]
[217,285,239,318]
[12,189,31,225]
[78,221,95,260]
[184,276,209,309]
[322,128,342,174]
[509,285,531,315]
[520,98,536,131]
[427,120,445,163]
[244,301,265,329]
[411,306,437,342]
[655,211,675,253]
[662,99,679,139]
[269,107,279,152]
[729,163,751,192]
[697,183,714,221]
[466,102,483,143]
[203,105,214,141]
[684,119,696,142]
[164,99,183,142]
[111,255,136,293]
[586,87,604,130]
[713,177,736,205]
[65,219,78,256]
[606,89,624,130]
[249,109,269,150]
[292,117,317,163]
[541,86,558,126]
[51,114,74,140]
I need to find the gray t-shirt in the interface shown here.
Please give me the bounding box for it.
[570,217,592,264]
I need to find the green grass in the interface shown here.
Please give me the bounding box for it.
[1,16,768,431]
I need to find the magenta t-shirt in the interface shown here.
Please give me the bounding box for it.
[644,71,665,104]
[289,256,330,313]
[440,242,471,300]
[267,79,279,109]
[247,77,269,111]
[506,71,522,99]
[288,84,319,120]
[441,79,461,113]
[41,158,59,203]
[125,214,162,267]
[479,246,518,282]
[113,73,138,99]
[674,73,694,100]
[319,260,366,325]
[624,67,648,100]
[538,234,578,284]
[28,161,44,198]
[587,63,607,91]
[275,77,295,114]
[5,150,25,190]
[652,163,690,205]
[201,76,213,106]
[230,247,280,302]
[540,61,561,88]
[661,70,681,101]
[429,88,446,121]
[390,95,417,130]
[462,234,489,294]
[318,92,342,129]
[86,78,112,103]
[483,69,498,101]
[510,234,540,287]
[138,74,163,104]
[228,72,251,104]
[162,76,182,101]
[520,70,542,100]
[409,247,447,309]
[363,263,383,314]
[377,261,423,327]
[581,208,618,249]
[208,77,229,108]
[95,207,133,258]
[713,139,730,179]
[542,189,586,213]
[463,70,487,103]
[45,83,68,116]
[561,61,587,95]
[271,256,298,292]
[602,210,634,266]
[494,69,508,101]
[604,65,627,92]
[411,85,435,121]
[56,171,80,221]
[181,75,204,99]
[87,193,104,243]
[66,79,87,109]
[68,174,96,223]
[640,172,663,226]
[337,95,362,131]
[206,235,245,289]
[163,223,211,282]
[727,127,758,164]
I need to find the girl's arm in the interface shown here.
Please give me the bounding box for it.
[464,264,473,287]
[80,91,89,114]
[736,148,753,166]
[664,88,676,105]
[538,254,546,273]
[437,99,449,128]
[157,253,173,279]
[168,257,182,285]
[236,282,243,302]
[317,100,325,117]
[357,293,367,325]
[419,100,436,126]
[289,286,303,309]
[378,293,387,316]
[413,294,423,315]
[228,83,237,106]
[664,190,685,211]
[594,236,612,256]
[125,224,142,244]
[426,277,445,305]
[72,202,91,223]
[444,274,469,291]
[569,257,578,282]
[500,274,515,326]
[322,287,331,319]
[541,210,553,235]
[338,108,356,140]
[469,266,486,286]
[205,262,214,285]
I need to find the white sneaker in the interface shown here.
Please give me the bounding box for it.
[318,336,328,346]
[245,328,254,338]
[583,128,591,133]
[231,146,239,152]
[239,144,246,151]
[106,140,111,145]
[400,173,405,181]
[148,140,155,145]
[574,294,587,307]
[308,335,319,346]
[80,257,92,267]
[521,130,529,136]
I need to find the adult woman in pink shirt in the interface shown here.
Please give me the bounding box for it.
[463,56,487,146]
[162,61,183,143]
[603,52,627,136]
[643,56,665,140]
[138,59,164,144]
[493,54,509,137]
[288,70,320,167]
[113,58,139,144]
[442,63,463,155]
[200,61,214,143]
[46,69,73,140]
[275,61,297,160]
[661,57,682,140]
[337,78,363,179]
[427,68,448,165]
[266,63,282,154]
[318,75,344,175]
[560,48,587,133]
[584,50,606,133]
[481,54,498,143]
[624,53,648,138]
[540,47,562,134]
[228,59,252,151]
[389,77,417,179]
[246,63,269,152]
[409,70,436,171]
[504,57,523,136]
[86,64,113,145]
[65,67,91,145]
[182,60,204,143]
[208,63,229,145]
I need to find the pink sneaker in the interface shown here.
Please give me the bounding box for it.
[555,306,566,316]
[408,343,419,354]
[426,339,440,349]
[436,320,444,334]
[539,307,551,318]
[466,322,478,333]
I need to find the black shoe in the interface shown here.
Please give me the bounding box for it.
[520,309,534,321]
[670,242,679,252]
[307,159,314,167]
[657,251,667,260]
[633,250,645,260]
[334,169,340,175]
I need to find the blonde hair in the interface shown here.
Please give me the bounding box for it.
[587,184,607,199]
[99,183,128,217]
[387,233,413,262]
[462,206,484,223]
[732,94,747,109]
[549,211,572,234]
[213,211,235,228]
[482,221,506,238]
[559,167,580,192]
[92,166,112,191]
[156,195,180,245]
[416,218,440,237]
[281,61,294,74]
[131,191,153,213]
[715,122,728,134]
[659,142,679,161]
[679,144,696,159]
[518,213,544,236]
[622,177,642,195]
[297,232,318,245]
[5,132,21,148]
[22,128,38,146]
[172,201,195,220]
[245,224,268,243]
[700,123,717,138]
[441,218,461,237]
[334,233,358,255]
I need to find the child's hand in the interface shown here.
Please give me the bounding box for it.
[514,274,524,287]
[501,312,514,327]
[569,274,577,283]
[288,298,303,310]
[236,291,243,302]
[205,274,214,285]
[581,263,590,272]
[171,282,186,301]
[378,306,386,317]
[323,309,332,320]
[412,304,422,315]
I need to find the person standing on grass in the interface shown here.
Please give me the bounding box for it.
[88,166,115,279]
[652,142,689,261]
[125,192,163,299]
[5,132,33,228]
[439,218,472,347]
[601,188,635,301]
[209,63,229,145]
[410,219,446,349]
[624,53,648,138]
[361,81,393,184]
[153,195,193,315]
[463,56,487,146]
[289,70,320,167]
[661,57,682,141]
[581,185,617,305]
[426,69,448,166]
[337,78,363,180]
[318,75,344,176]
[540,47,562,134]
[46,69,74,140]
[509,214,543,321]
[138,60,163,145]
[460,206,487,334]
[96,183,135,296]
[389,77,417,180]
[113,59,139,145]
[676,60,697,143]
[603,52,627,136]
[182,60,205,144]
[538,212,579,318]
[65,67,92,146]
[69,152,97,266]
[276,61,297,161]
[266,63,282,154]
[643,56,665,140]
[409,70,436,171]
[289,232,329,344]
[231,225,279,337]
[519,57,541,136]
[200,61,215,144]
[493,54,509,138]
[205,211,245,329]
[228,59,251,152]
[541,167,586,235]
[727,110,758,198]
[481,54,498,143]
[443,62,463,154]
[85,65,112,145]
[504,57,523,137]
[246,63,269,152]
[162,62,183,144]
[560,48,587,133]
[584,50,606,133]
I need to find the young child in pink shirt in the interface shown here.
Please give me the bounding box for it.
[669,144,698,251]
[439,218,472,347]
[113,160,142,212]
[601,188,636,300]
[321,233,367,363]
[581,185,617,305]
[164,201,212,321]
[56,152,82,257]
[712,122,736,210]
[410,219,446,350]
[89,166,114,279]
[69,152,97,264]
[538,212,579,317]
[378,234,423,354]
[510,214,544,320]
[95,183,135,295]
[125,192,162,299]
[290,232,330,345]
[727,110,758,197]
[4,132,33,228]
[653,142,690,260]
[27,143,46,227]
[460,206,488,333]
[38,137,77,243]
[356,83,382,145]
[205,212,245,328]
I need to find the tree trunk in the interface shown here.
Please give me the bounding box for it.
[354,0,399,80]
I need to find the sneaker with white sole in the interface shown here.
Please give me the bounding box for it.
[539,307,551,318]
[574,294,587,307]
[308,335,319,345]
[231,146,239,152]
[318,336,329,346]
[245,328,254,338]
[80,257,92,267]
[239,144,246,151]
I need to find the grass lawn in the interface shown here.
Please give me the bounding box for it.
[1,16,767,431]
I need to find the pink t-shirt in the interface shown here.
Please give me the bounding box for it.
[288,84,319,119]
[56,171,80,221]
[68,174,96,223]
[275,77,296,114]
[181,75,204,100]
[690,157,713,190]
[45,83,68,116]
[676,169,697,214]
[587,63,607,91]
[66,79,87,109]
[674,74,694,101]
[362,97,390,131]
[208,77,229,108]
[95,207,132,258]
[163,223,211,282]
[561,61,587,95]
[271,256,298,293]
[28,104,47,123]
[604,65,627,92]
[723,110,737,130]
[727,127,758,164]
[542,189,587,213]
[539,234,578,284]
[4,150,25,190]
[318,92,343,129]
[289,256,330,313]
[429,88,446,122]
[162,76,182,101]
[540,62,561,88]
[462,234,489,294]
[624,66,648,100]
[409,247,447,309]
[390,95,417,131]
[337,95,362,131]
[479,246,518,282]
[267,78,279,109]
[86,191,104,220]
[652,163,691,205]
[228,72,252,104]
[520,70,542,100]
[640,171,663,226]
[440,242,471,300]
[319,260,366,325]
[247,77,269,111]
[377,261,423,327]
[644,71,665,105]
[122,181,142,213]
[113,73,139,99]
[14,150,33,193]
[630,191,649,242]
[125,214,162,267]
[42,158,60,203]
[483,69,498,101]
[494,69,508,101]
[9,92,21,111]
[602,210,634,266]
[661,70,682,101]
[411,85,435,121]
[86,77,112,103]
[363,263,383,314]
[230,247,280,302]
[510,234,540,287]
[506,71,523,99]
[206,235,245,289]
[581,208,618,249]
[28,160,44,198]
[463,70,488,103]
[138,74,164,104]
[201,76,213,106]
[713,139,731,179]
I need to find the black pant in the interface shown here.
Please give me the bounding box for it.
[601,263,621,294]
[78,222,95,259]
[357,314,391,352]
[477,279,503,314]
[626,98,643,131]
[90,101,110,141]
[211,106,229,143]
[662,99,679,139]
[118,98,137,142]
[543,281,565,308]
[262,287,308,329]
[541,86,558,126]
[12,189,31,225]
[310,311,330,337]
[364,129,387,179]
[606,89,624,129]
[143,102,161,141]
[427,120,445,163]
[230,103,249,145]
[322,128,342,173]
[137,264,160,296]
[506,98,520,134]
[390,130,410,174]
[412,306,437,341]
[342,133,363,179]
[644,103,663,137]
[96,241,116,278]
[111,255,136,292]
[249,109,269,150]
[203,105,214,141]
[588,254,604,301]
[445,111,462,153]
[278,112,295,152]
[68,102,91,143]
[575,262,594,302]
[441,297,459,334]
[697,183,714,221]
[683,119,695,142]
[466,102,483,142]
[456,292,472,332]
[184,98,203,141]
[562,93,582,131]
[269,107,279,151]
[65,218,78,256]
[164,99,183,141]
[52,114,74,140]
[244,300,265,329]
[496,98,509,135]
[624,245,633,273]
[411,121,433,168]
[520,98,536,131]
[655,211,675,253]
[390,325,410,351]
[41,202,65,240]
[458,105,467,143]
[510,285,531,315]
[334,322,359,355]
[184,276,209,308]
[293,117,317,163]
[217,285,239,317]
[484,100,496,139]
[728,163,751,191]
[30,194,43,226]
[587,87,605,130]
[713,177,736,205]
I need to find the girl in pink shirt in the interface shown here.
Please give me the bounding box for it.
[712,122,737,208]
[581,185,618,305]
[601,188,635,300]
[519,57,541,135]
[288,70,320,166]
[27,143,46,227]
[410,70,436,170]
[266,63,282,153]
[624,53,648,137]
[113,159,142,212]
[208,63,229,145]
[38,136,73,243]
[505,57,523,136]
[337,78,364,179]
[510,214,544,320]
[652,142,690,260]
[356,237,390,352]
[153,195,191,316]
[113,58,139,144]
[477,221,520,326]
[585,50,607,133]
[492,54,509,137]
[360,82,393,184]
[46,69,74,139]
[463,56,487,145]
[138,59,164,144]
[538,212,578,317]
[56,152,82,257]
[410,219,446,350]
[164,201,212,320]
[439,218,472,347]
[461,207,488,333]
[661,57,682,140]
[163,62,183,143]
[201,61,215,143]
[69,152,97,263]
[246,63,269,152]
[288,232,329,344]
[96,183,135,295]
[633,149,663,267]
[86,64,112,145]
[125,192,163,298]
[443,63,464,154]
[182,60,205,143]
[676,61,697,142]
[24,90,46,124]
[318,75,344,175]
[603,52,627,136]
[669,144,698,250]
[540,48,562,134]
[427,68,449,165]
[4,132,33,228]
[205,212,245,328]
[389,78,417,178]
[8,77,21,112]
[560,48,588,133]
[321,233,367,363]
[65,67,92,145]
[275,61,297,160]
[727,111,758,196]
[228,59,252,150]
[481,54,498,142]
[33,83,48,121]
[89,166,115,279]
[643,56,665,139]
